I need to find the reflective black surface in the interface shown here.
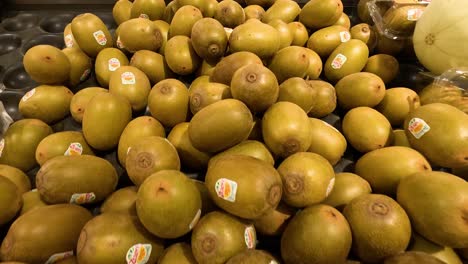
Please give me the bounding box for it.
[0,33,21,56]
[2,13,39,31]
[2,63,37,90]
[39,13,75,33]
[21,33,64,54]
[0,90,23,121]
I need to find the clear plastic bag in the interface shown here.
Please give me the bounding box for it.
[368,0,430,40]
[0,101,13,136]
[418,68,468,113]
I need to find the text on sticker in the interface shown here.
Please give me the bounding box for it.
[45,251,74,264]
[93,30,107,46]
[108,58,121,72]
[64,142,83,156]
[0,139,4,158]
[70,192,96,204]
[64,34,74,48]
[340,31,351,43]
[331,54,347,69]
[407,8,424,21]
[22,89,36,102]
[215,178,238,202]
[121,72,136,85]
[244,226,256,249]
[126,244,152,264]
[189,209,202,230]
[408,118,430,139]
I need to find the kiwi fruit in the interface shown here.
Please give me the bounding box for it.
[307,25,351,58]
[82,92,132,151]
[100,186,138,215]
[210,51,263,85]
[253,202,296,236]
[130,50,174,84]
[226,249,280,264]
[167,122,212,171]
[268,19,294,50]
[20,189,47,215]
[278,152,335,208]
[76,212,165,264]
[188,79,231,114]
[323,172,372,211]
[363,54,399,84]
[136,170,202,239]
[230,63,279,113]
[95,47,129,88]
[119,18,162,53]
[36,155,118,205]
[158,243,198,264]
[165,35,201,75]
[0,119,53,172]
[19,85,74,124]
[342,106,393,153]
[281,204,352,264]
[288,21,309,47]
[334,12,351,29]
[262,0,300,24]
[229,19,280,59]
[299,0,343,29]
[376,87,420,127]
[208,140,275,167]
[69,87,108,123]
[335,72,386,110]
[191,211,257,264]
[188,99,253,153]
[0,165,31,194]
[205,154,282,219]
[125,136,180,186]
[0,176,22,225]
[63,23,79,49]
[214,0,246,28]
[71,13,113,57]
[108,65,152,112]
[62,47,92,87]
[191,18,228,62]
[148,78,190,127]
[130,0,166,21]
[268,46,310,83]
[277,77,316,114]
[113,0,132,25]
[384,251,446,264]
[306,80,337,118]
[153,20,170,54]
[0,204,92,263]
[262,101,312,158]
[244,5,265,20]
[307,118,347,165]
[350,23,377,51]
[343,194,412,263]
[117,116,166,168]
[169,5,203,38]
[23,45,71,85]
[35,131,94,166]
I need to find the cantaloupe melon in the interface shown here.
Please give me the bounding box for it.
[413,0,468,75]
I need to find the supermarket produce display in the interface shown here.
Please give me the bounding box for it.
[0,0,467,263]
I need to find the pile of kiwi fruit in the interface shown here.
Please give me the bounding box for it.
[0,0,467,263]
